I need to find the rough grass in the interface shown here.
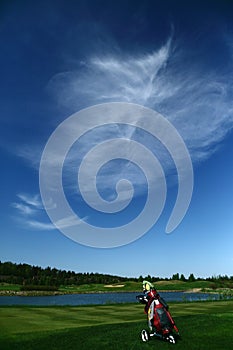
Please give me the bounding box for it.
[0,301,233,349]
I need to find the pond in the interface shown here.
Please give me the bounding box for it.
[0,291,220,306]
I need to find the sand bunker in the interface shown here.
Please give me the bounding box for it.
[104,284,125,288]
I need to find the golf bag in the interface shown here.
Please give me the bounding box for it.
[137,281,180,344]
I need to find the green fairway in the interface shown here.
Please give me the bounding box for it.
[0,301,233,349]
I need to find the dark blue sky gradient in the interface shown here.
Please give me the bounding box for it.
[0,0,233,277]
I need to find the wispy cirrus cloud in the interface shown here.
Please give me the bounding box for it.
[12,193,86,231]
[11,202,37,216]
[16,193,43,209]
[25,220,55,230]
[12,193,47,229]
[26,215,87,231]
[48,35,233,164]
[16,145,43,170]
[48,38,172,109]
[18,34,233,209]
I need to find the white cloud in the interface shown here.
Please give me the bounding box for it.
[27,215,87,231]
[12,193,58,230]
[16,145,42,169]
[17,193,43,209]
[48,38,172,109]
[11,203,36,216]
[13,191,87,231]
[17,36,233,211]
[48,36,233,166]
[26,220,55,230]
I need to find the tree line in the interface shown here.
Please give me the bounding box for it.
[0,261,129,286]
[0,261,232,287]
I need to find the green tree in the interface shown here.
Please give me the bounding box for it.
[172,273,180,280]
[180,274,186,282]
[138,275,143,282]
[145,274,152,282]
[188,273,196,282]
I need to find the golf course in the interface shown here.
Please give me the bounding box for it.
[0,300,233,349]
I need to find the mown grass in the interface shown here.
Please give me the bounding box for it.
[0,301,233,349]
[59,280,215,293]
[1,314,233,350]
[154,280,213,290]
[59,281,140,293]
[0,280,215,294]
[0,283,21,291]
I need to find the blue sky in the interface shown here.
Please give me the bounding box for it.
[0,0,233,278]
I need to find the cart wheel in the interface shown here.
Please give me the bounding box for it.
[166,334,176,344]
[141,329,150,342]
